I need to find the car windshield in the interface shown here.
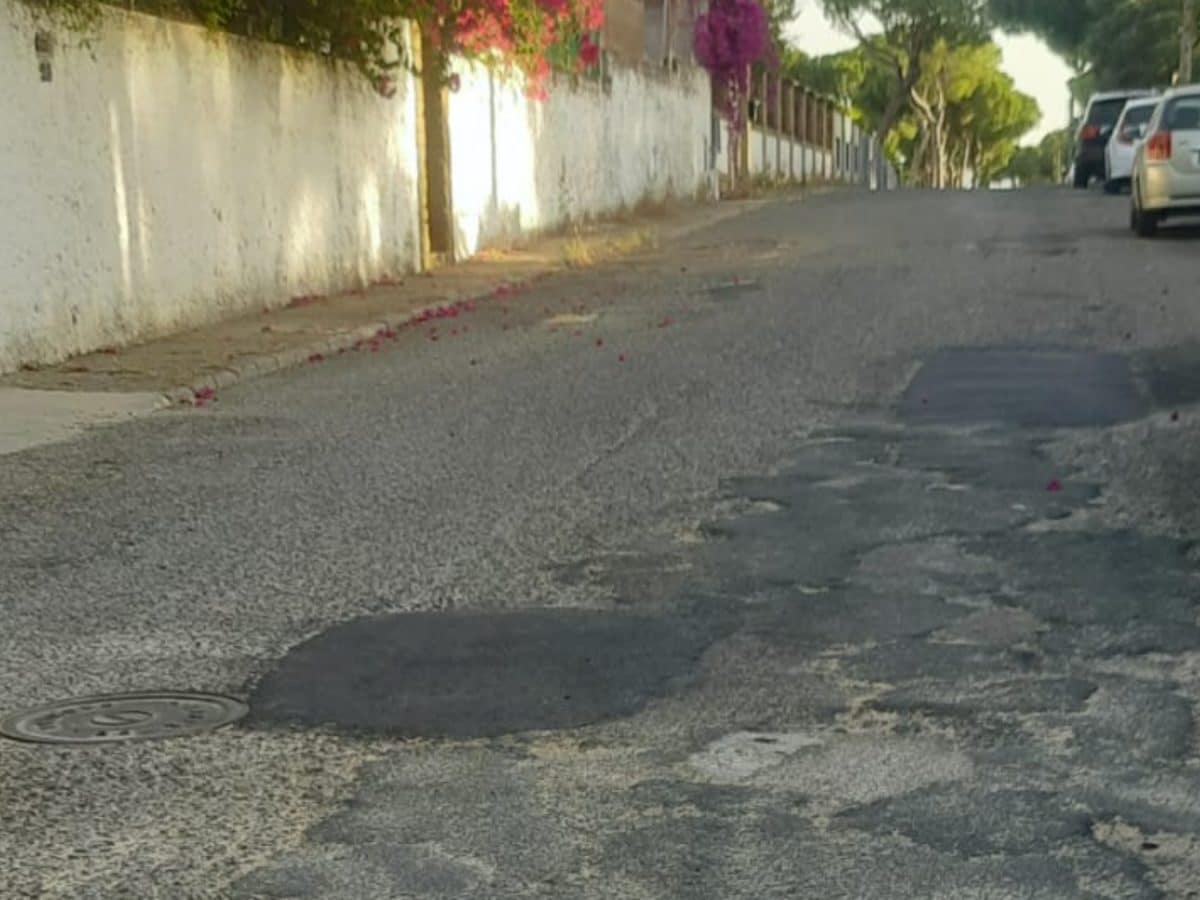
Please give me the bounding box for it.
[1088,98,1129,127]
[1165,96,1200,131]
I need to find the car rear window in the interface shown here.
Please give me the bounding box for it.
[1087,98,1129,126]
[1123,104,1155,127]
[1164,96,1200,131]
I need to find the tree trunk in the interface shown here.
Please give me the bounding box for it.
[933,83,947,190]
[909,87,936,188]
[874,29,931,145]
[1182,0,1196,84]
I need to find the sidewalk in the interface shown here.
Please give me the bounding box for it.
[1,198,767,407]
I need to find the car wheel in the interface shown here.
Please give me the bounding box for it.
[1132,196,1160,238]
[1103,179,1120,194]
[1136,210,1160,238]
[1073,165,1090,189]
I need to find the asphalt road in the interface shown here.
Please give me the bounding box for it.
[3,187,1200,898]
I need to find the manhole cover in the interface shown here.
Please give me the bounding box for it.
[0,691,248,745]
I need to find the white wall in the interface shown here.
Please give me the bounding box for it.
[1,2,714,372]
[0,2,423,373]
[741,119,896,189]
[447,62,711,258]
[747,126,835,182]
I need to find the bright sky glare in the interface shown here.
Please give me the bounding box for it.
[783,1,1075,144]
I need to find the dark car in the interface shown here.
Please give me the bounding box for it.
[1074,90,1157,188]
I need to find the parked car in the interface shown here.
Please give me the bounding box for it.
[1074,90,1157,188]
[1130,85,1200,237]
[1104,95,1159,192]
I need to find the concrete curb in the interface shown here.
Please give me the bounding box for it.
[159,196,779,407]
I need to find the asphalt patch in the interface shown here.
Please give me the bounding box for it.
[249,609,720,738]
[901,349,1147,428]
[1136,342,1200,409]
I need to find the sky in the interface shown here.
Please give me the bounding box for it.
[783,1,1075,144]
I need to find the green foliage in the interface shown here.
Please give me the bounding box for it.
[19,0,417,83]
[989,0,1089,65]
[18,0,102,31]
[1005,145,1044,184]
[817,0,991,140]
[822,0,990,44]
[787,32,1040,187]
[762,0,799,47]
[993,0,1199,89]
[903,40,1038,185]
[1082,0,1192,88]
[782,46,863,100]
[1002,127,1071,184]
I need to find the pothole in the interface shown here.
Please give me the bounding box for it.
[0,691,248,745]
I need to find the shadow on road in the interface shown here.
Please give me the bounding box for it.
[1155,222,1200,240]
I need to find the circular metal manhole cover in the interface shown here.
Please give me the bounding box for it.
[0,691,248,745]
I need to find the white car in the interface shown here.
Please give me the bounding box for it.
[1131,85,1200,237]
[1104,96,1159,192]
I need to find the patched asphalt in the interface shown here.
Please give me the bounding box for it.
[4,188,1200,898]
[250,609,727,738]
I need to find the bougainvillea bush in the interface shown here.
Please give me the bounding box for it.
[20,0,603,98]
[435,0,605,97]
[692,0,772,164]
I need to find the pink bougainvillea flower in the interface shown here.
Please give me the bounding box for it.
[308,353,325,364]
[579,33,600,68]
[583,0,604,31]
[194,386,216,402]
[1046,479,1064,493]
